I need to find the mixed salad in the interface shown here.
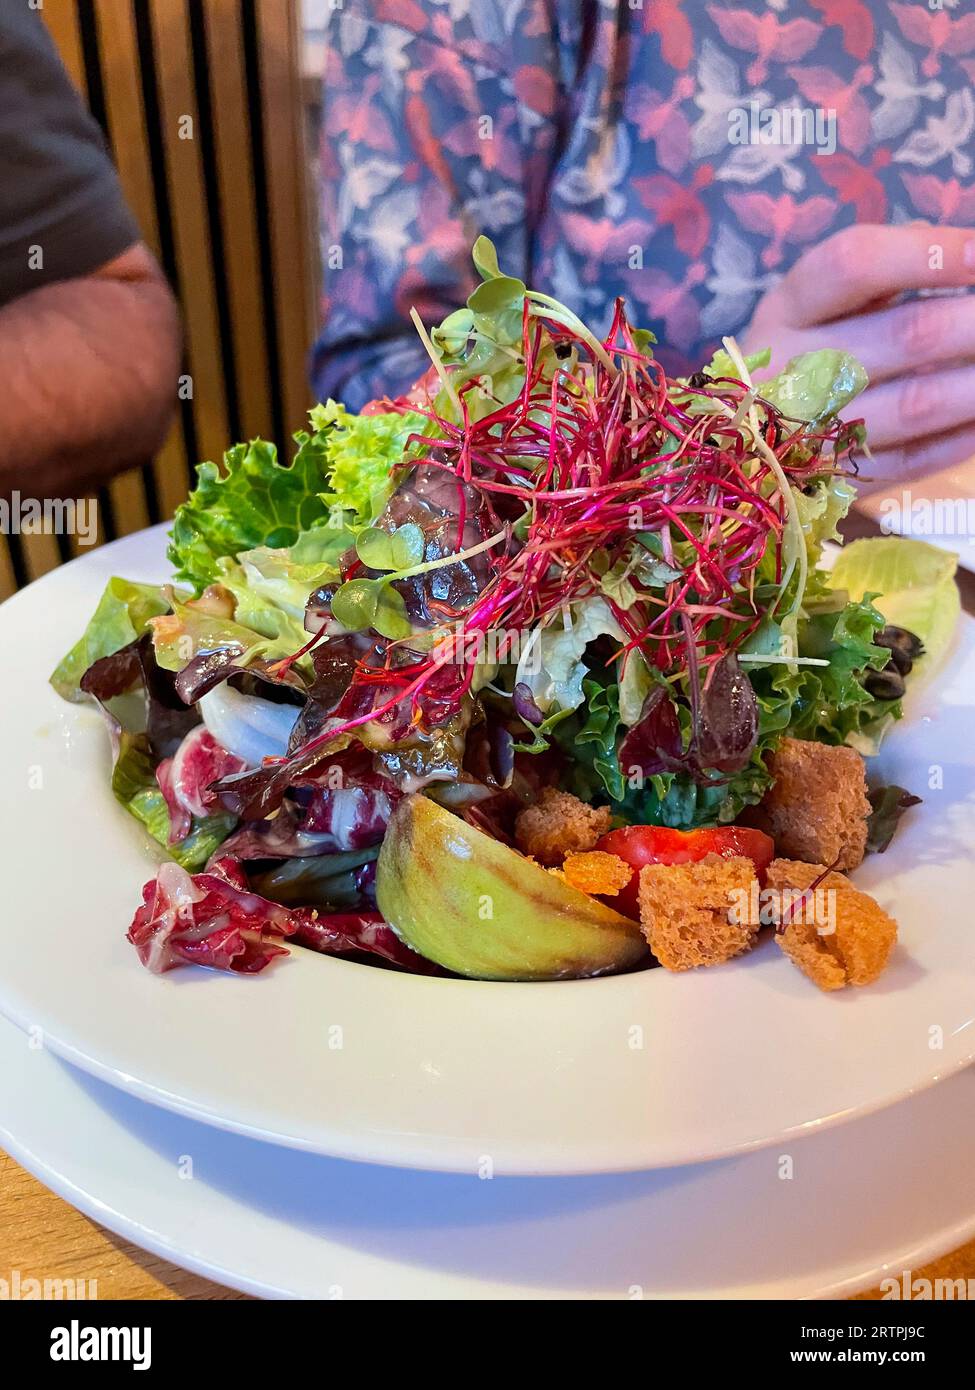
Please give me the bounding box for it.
[51,238,959,985]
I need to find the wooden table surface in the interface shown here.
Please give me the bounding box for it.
[3,509,973,1300]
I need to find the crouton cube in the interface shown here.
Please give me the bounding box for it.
[561,850,632,897]
[765,858,897,991]
[638,854,760,971]
[762,737,870,871]
[514,788,611,867]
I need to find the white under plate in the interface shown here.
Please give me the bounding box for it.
[1,1011,974,1299]
[0,528,973,1175]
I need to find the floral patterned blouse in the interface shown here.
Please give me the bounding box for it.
[312,0,975,406]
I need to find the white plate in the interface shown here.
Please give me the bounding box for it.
[0,528,973,1175]
[1,1010,974,1299]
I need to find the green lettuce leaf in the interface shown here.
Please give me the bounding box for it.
[828,536,960,674]
[226,530,349,623]
[761,349,868,425]
[150,591,299,673]
[515,596,650,727]
[702,345,771,380]
[51,577,172,703]
[573,679,627,801]
[615,757,775,831]
[747,588,895,746]
[167,436,334,592]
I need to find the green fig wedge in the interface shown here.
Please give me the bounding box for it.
[376,794,648,981]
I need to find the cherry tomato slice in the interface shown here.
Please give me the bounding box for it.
[595,824,775,921]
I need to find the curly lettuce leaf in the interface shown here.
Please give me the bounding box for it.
[51,577,172,703]
[571,679,627,802]
[793,475,858,560]
[168,403,420,592]
[311,400,424,527]
[616,757,775,831]
[167,436,333,592]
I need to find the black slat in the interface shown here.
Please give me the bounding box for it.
[5,532,29,590]
[133,0,200,488]
[240,0,286,454]
[187,0,242,442]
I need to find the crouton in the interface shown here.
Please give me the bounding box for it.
[514,788,611,866]
[762,737,870,871]
[561,850,632,897]
[638,854,760,971]
[765,858,897,991]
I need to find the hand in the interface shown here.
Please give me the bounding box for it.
[741,224,975,494]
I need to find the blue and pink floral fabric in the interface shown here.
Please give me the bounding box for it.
[312,0,975,405]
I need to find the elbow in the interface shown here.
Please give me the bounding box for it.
[119,275,183,468]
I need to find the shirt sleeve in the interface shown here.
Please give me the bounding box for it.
[0,8,141,307]
[309,16,561,412]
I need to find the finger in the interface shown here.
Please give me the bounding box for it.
[804,294,975,384]
[848,364,975,451]
[854,422,975,494]
[763,225,975,328]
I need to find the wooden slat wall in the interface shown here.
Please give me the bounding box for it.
[0,0,314,601]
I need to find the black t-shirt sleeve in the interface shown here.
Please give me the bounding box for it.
[0,7,141,306]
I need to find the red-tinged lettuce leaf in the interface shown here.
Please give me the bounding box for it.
[867,785,922,854]
[173,647,308,706]
[618,686,683,779]
[695,654,759,775]
[285,632,370,751]
[81,635,200,760]
[80,638,238,868]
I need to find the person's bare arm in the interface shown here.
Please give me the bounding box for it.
[0,242,180,497]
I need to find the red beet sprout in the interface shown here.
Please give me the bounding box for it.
[291,297,862,762]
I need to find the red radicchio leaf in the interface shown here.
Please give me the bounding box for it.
[291,911,445,974]
[154,726,247,844]
[127,855,297,974]
[126,854,437,975]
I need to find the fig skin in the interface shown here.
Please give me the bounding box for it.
[376,795,648,981]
